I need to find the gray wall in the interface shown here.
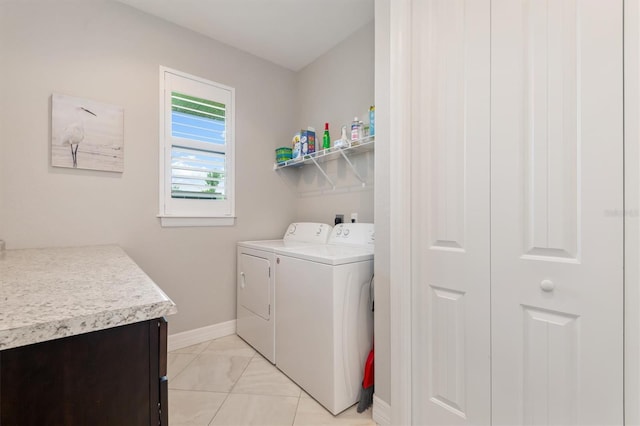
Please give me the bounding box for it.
[0,0,298,334]
[291,22,375,225]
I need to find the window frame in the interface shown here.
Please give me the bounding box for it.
[158,66,236,227]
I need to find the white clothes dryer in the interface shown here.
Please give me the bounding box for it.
[236,222,333,363]
[274,223,374,415]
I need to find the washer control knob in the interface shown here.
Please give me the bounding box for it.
[540,279,555,292]
[344,229,350,236]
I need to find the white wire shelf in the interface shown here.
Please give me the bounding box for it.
[274,136,374,170]
[273,136,374,189]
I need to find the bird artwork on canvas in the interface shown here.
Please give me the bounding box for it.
[59,106,97,168]
[51,93,124,172]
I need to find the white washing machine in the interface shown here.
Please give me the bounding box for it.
[236,222,333,364]
[274,223,374,415]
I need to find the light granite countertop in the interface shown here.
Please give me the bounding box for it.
[0,245,177,351]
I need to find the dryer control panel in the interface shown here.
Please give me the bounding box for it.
[283,222,333,243]
[328,223,375,247]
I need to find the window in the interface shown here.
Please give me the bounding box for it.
[159,67,235,227]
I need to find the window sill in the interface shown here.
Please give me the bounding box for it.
[157,216,236,227]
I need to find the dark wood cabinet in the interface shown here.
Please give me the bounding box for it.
[0,318,168,425]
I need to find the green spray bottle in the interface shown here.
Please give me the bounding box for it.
[323,122,331,150]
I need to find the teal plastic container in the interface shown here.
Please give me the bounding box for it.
[275,147,293,163]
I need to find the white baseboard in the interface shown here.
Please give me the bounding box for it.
[373,394,391,426]
[168,320,236,352]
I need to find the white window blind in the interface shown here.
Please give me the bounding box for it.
[159,67,235,225]
[171,146,226,200]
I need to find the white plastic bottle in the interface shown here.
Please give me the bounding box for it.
[351,117,360,143]
[334,125,350,149]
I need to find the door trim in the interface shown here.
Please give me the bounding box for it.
[388,0,413,424]
[625,0,640,424]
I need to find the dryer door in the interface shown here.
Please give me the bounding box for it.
[238,253,271,320]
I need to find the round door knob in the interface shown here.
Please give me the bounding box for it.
[540,279,555,292]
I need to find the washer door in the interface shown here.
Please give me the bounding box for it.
[238,253,271,320]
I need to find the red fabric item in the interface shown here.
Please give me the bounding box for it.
[362,348,374,388]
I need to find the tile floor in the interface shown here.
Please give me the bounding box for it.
[168,334,376,426]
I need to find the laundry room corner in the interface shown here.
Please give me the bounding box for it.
[290,21,375,224]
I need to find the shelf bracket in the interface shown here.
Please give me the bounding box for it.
[308,155,336,189]
[338,148,366,187]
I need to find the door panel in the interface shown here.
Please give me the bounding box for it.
[430,287,466,417]
[521,0,579,261]
[522,307,579,425]
[411,0,491,424]
[491,1,623,424]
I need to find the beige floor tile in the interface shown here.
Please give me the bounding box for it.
[168,389,228,426]
[293,394,375,426]
[168,352,197,380]
[232,356,301,397]
[200,335,257,357]
[166,335,375,426]
[170,341,211,355]
[170,353,252,392]
[210,393,299,426]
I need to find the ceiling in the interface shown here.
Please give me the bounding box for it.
[115,0,374,72]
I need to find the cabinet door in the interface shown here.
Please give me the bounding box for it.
[238,253,271,320]
[0,320,161,425]
[491,1,623,424]
[410,0,491,424]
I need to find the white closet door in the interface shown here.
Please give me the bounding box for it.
[411,1,490,424]
[491,1,623,425]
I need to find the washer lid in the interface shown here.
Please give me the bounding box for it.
[275,244,374,265]
[237,239,319,252]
